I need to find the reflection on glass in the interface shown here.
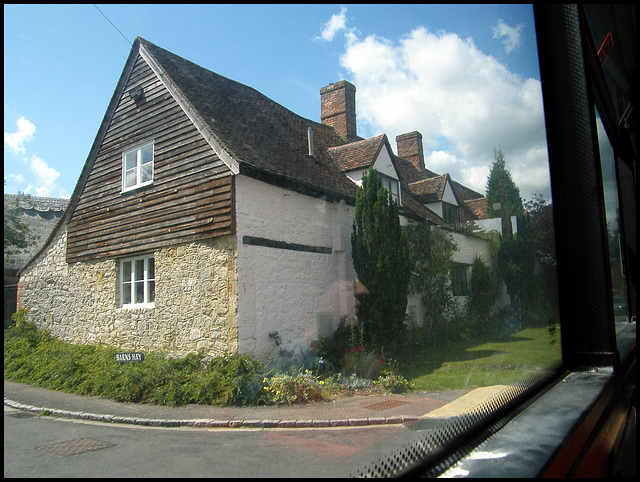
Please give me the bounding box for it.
[595,109,629,326]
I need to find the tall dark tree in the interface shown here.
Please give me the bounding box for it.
[351,168,410,354]
[485,148,523,240]
[469,255,499,324]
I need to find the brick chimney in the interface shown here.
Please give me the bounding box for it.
[396,131,425,172]
[320,80,357,142]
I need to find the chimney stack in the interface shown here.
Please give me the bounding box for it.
[320,80,357,142]
[396,131,425,172]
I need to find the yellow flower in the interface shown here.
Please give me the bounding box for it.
[319,380,324,385]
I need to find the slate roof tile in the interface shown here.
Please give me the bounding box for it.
[139,38,357,201]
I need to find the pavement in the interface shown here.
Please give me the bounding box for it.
[4,380,489,430]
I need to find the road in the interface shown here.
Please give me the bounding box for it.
[4,404,430,478]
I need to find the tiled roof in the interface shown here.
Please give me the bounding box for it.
[463,197,488,219]
[399,187,447,225]
[139,38,357,201]
[7,194,69,213]
[393,154,440,184]
[139,38,488,224]
[408,174,449,204]
[327,135,386,172]
[449,179,485,202]
[4,195,69,273]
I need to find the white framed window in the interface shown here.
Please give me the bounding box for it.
[122,142,154,191]
[380,175,400,204]
[120,255,155,307]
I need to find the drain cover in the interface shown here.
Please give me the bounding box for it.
[365,400,410,411]
[8,411,37,419]
[36,438,115,457]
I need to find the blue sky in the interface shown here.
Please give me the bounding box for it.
[4,4,549,201]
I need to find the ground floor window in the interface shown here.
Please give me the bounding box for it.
[120,255,155,307]
[451,264,468,296]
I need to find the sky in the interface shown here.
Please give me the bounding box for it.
[4,4,551,202]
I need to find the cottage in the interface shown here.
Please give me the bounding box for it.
[4,194,68,328]
[17,37,493,362]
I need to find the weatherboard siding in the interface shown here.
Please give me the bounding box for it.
[66,54,234,263]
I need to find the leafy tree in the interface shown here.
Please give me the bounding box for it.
[405,223,458,328]
[522,193,560,323]
[351,168,410,354]
[4,191,34,263]
[485,148,523,240]
[523,193,556,266]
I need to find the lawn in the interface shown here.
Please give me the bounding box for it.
[400,327,562,391]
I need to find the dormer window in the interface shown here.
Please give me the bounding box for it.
[122,142,154,192]
[442,201,460,227]
[380,174,400,204]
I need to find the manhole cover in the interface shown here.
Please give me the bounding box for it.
[8,411,37,419]
[364,400,410,411]
[35,438,115,457]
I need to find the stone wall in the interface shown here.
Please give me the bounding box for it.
[18,223,238,358]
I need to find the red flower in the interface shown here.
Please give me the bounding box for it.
[358,346,364,352]
[349,347,357,354]
[379,358,385,364]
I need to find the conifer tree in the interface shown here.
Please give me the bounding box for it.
[351,168,410,354]
[486,148,523,240]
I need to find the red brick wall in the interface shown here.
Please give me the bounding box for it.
[320,80,357,141]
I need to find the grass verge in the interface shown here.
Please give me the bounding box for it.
[400,326,562,391]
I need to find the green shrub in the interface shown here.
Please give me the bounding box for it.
[316,319,353,369]
[261,369,328,404]
[4,323,278,406]
[4,321,407,406]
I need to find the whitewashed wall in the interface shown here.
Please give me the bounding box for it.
[234,175,357,362]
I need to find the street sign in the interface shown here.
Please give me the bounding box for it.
[115,352,144,363]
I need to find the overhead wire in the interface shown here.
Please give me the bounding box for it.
[93,4,132,46]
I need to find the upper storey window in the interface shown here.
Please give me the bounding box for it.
[380,174,400,204]
[442,201,460,228]
[122,142,154,192]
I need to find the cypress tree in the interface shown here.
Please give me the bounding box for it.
[351,168,410,354]
[486,148,523,240]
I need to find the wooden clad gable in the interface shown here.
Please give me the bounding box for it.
[66,53,234,263]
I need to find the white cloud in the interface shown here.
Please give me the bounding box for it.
[492,19,523,54]
[317,6,348,42]
[4,173,25,184]
[4,116,69,198]
[29,154,61,197]
[4,116,36,157]
[337,25,549,200]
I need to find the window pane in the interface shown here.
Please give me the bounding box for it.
[122,282,131,304]
[134,281,144,304]
[125,151,137,170]
[122,261,131,282]
[147,258,155,279]
[595,109,629,325]
[148,280,155,302]
[135,259,144,281]
[141,144,153,165]
[141,163,153,183]
[125,169,136,188]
